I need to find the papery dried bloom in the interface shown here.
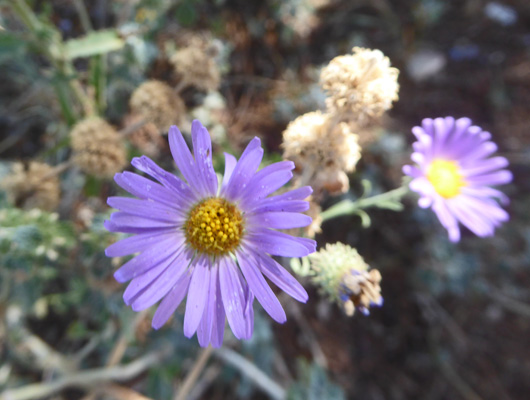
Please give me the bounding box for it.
[125,114,165,158]
[308,242,382,316]
[312,167,350,196]
[130,80,185,132]
[320,47,399,125]
[70,117,126,178]
[403,117,512,242]
[282,111,361,174]
[105,120,316,347]
[171,43,221,91]
[1,162,60,211]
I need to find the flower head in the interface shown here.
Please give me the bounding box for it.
[320,47,399,125]
[403,117,512,242]
[130,80,185,132]
[308,243,382,316]
[1,161,60,211]
[105,120,315,347]
[171,40,221,91]
[282,111,360,197]
[70,117,126,178]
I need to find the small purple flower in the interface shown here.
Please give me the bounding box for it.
[403,117,512,242]
[105,120,315,347]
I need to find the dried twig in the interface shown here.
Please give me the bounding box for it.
[0,348,168,400]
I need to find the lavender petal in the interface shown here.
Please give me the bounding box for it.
[152,273,192,329]
[237,250,286,323]
[183,256,210,338]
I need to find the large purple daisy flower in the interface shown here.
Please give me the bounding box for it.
[104,120,315,347]
[403,117,512,242]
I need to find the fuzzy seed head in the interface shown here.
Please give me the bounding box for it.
[70,117,126,178]
[130,80,185,132]
[171,41,221,91]
[1,162,60,211]
[320,47,399,125]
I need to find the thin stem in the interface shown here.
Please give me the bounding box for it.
[119,118,149,136]
[72,0,93,32]
[174,346,213,400]
[0,348,168,400]
[321,183,409,221]
[213,348,285,400]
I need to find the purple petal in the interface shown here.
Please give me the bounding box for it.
[251,251,308,303]
[113,234,185,282]
[241,170,293,208]
[183,256,210,338]
[237,250,286,323]
[462,157,509,177]
[247,212,312,229]
[107,197,186,221]
[130,248,193,311]
[168,125,204,197]
[244,229,316,257]
[431,200,460,242]
[210,275,226,348]
[197,263,218,347]
[467,170,513,186]
[223,137,263,200]
[105,229,178,257]
[219,256,247,339]
[243,286,254,339]
[114,172,181,208]
[249,200,309,214]
[152,273,192,329]
[221,153,237,190]
[131,156,197,205]
[110,212,178,230]
[191,120,218,197]
[248,186,312,213]
[104,219,165,235]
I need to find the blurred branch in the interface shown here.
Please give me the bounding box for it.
[174,346,213,400]
[485,287,530,318]
[213,347,285,400]
[0,347,168,400]
[93,383,154,400]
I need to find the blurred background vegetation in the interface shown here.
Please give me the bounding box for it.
[0,0,529,399]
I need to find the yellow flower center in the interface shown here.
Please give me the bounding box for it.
[426,159,466,199]
[185,197,244,256]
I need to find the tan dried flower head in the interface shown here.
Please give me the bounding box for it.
[320,47,399,125]
[171,41,221,91]
[124,114,165,158]
[308,242,383,316]
[130,80,185,132]
[282,111,360,173]
[1,162,60,211]
[70,117,126,178]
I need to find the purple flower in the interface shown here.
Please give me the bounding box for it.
[403,117,512,242]
[105,120,315,347]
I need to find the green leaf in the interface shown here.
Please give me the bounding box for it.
[64,30,125,60]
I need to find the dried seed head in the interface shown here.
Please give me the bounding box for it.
[308,242,383,316]
[171,40,221,91]
[70,117,127,178]
[282,111,359,197]
[1,161,60,211]
[320,47,399,125]
[124,114,165,157]
[282,111,360,173]
[130,80,185,132]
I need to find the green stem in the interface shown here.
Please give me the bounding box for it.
[8,0,96,121]
[321,183,410,221]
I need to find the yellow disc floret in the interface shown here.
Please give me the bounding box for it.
[426,159,466,199]
[185,197,244,255]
